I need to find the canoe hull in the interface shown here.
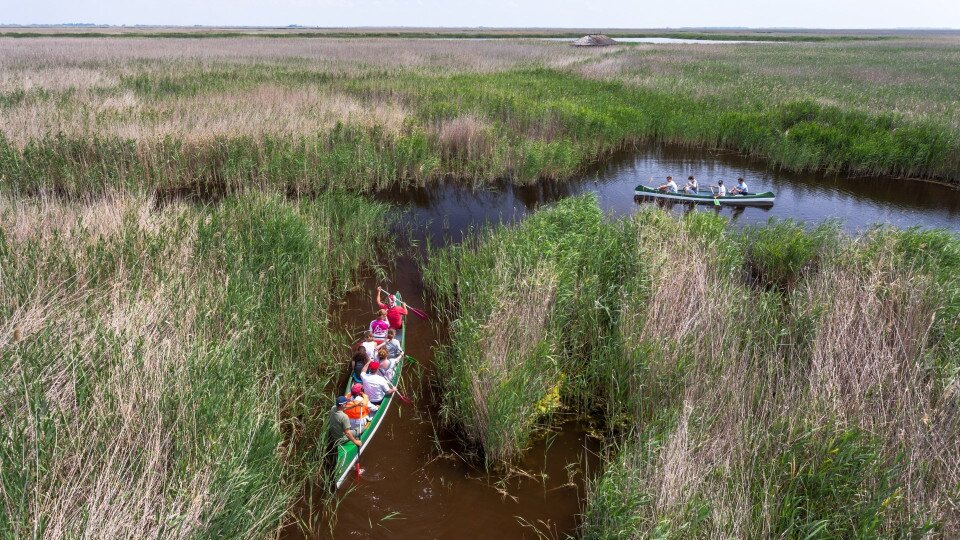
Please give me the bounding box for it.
[634,185,775,206]
[333,291,406,489]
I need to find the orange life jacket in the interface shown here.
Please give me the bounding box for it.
[342,395,370,420]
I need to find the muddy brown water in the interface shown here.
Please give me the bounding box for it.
[284,145,960,540]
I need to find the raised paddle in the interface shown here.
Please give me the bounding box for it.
[378,287,428,320]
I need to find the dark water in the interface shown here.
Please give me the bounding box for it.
[284,255,599,540]
[285,145,959,540]
[386,146,960,242]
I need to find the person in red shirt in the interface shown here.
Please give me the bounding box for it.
[376,289,408,340]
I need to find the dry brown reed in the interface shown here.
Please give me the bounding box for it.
[0,195,222,538]
[613,223,759,532]
[1,84,409,146]
[596,225,959,536]
[804,239,960,534]
[0,37,596,73]
[436,114,492,160]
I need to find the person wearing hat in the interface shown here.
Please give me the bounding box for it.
[376,289,408,341]
[329,395,362,447]
[343,383,371,431]
[360,358,396,412]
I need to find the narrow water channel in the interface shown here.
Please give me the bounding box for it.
[287,145,960,540]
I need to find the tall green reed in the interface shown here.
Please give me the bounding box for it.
[0,190,388,538]
[422,195,960,536]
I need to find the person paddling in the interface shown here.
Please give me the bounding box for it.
[376,289,408,340]
[376,329,404,361]
[375,347,397,381]
[329,396,362,448]
[683,175,698,194]
[657,176,679,193]
[713,179,727,198]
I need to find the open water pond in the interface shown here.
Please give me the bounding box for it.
[288,144,958,540]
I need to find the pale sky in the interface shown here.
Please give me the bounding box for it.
[4,0,959,29]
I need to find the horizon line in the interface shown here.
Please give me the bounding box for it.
[2,24,959,31]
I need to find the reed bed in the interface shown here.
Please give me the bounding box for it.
[2,35,959,194]
[423,196,622,462]
[423,195,960,537]
[0,190,388,538]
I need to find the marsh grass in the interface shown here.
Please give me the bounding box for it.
[2,36,959,194]
[0,190,388,538]
[424,195,625,463]
[423,195,960,536]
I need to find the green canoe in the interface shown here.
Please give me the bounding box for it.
[635,184,776,205]
[333,291,406,489]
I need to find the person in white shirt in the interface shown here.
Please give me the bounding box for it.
[714,179,727,198]
[730,177,749,195]
[358,331,377,363]
[657,176,679,193]
[360,359,396,410]
[683,175,699,194]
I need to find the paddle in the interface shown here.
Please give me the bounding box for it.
[709,185,721,206]
[395,389,413,405]
[378,287,428,320]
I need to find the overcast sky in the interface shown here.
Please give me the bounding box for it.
[4,0,958,29]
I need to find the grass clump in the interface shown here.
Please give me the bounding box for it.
[423,196,960,536]
[423,195,625,463]
[744,218,839,289]
[0,190,388,538]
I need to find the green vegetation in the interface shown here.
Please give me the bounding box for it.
[3,33,960,538]
[2,35,959,195]
[0,191,388,538]
[423,195,960,536]
[423,196,624,461]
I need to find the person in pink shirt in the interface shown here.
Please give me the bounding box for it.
[376,289,408,339]
[369,309,390,341]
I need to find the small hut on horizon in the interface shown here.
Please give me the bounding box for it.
[572,34,617,47]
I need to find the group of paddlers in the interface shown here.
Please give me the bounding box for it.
[656,175,750,197]
[328,289,408,448]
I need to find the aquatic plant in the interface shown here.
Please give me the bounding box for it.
[424,195,960,535]
[0,190,388,538]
